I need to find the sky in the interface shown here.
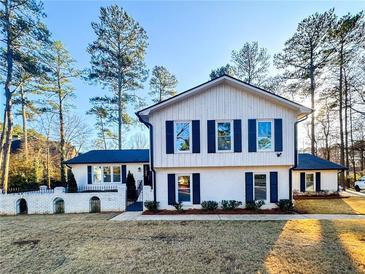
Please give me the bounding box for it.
[5,1,365,150]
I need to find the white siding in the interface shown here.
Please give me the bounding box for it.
[70,163,148,187]
[293,170,339,192]
[155,166,290,209]
[149,82,297,168]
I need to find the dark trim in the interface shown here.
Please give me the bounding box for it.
[293,168,348,171]
[136,74,312,116]
[65,160,150,165]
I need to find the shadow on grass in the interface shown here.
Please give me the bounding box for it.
[294,198,362,214]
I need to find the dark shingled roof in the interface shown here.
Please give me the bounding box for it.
[295,153,347,170]
[64,149,149,164]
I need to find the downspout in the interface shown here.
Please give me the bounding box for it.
[136,113,157,202]
[289,114,309,201]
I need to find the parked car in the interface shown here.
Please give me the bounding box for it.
[354,176,365,192]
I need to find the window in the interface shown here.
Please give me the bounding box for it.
[216,121,232,151]
[254,174,267,200]
[257,121,273,151]
[113,166,121,182]
[175,121,191,152]
[177,175,191,203]
[93,166,102,184]
[305,173,314,192]
[103,166,111,182]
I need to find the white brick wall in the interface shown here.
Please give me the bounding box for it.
[0,185,126,215]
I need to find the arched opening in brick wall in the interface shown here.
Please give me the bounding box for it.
[53,198,65,214]
[16,199,28,214]
[90,196,101,213]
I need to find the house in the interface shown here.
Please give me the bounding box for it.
[64,149,150,190]
[136,75,314,209]
[293,153,347,193]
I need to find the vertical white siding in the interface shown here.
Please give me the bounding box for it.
[293,170,339,192]
[149,83,297,168]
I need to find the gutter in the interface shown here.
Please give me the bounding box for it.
[136,112,157,203]
[289,114,309,201]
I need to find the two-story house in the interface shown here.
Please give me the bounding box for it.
[137,75,313,209]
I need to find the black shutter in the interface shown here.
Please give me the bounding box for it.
[192,173,201,204]
[87,166,92,184]
[270,172,278,203]
[233,119,242,152]
[167,174,176,205]
[248,119,257,152]
[192,120,200,153]
[245,172,254,202]
[166,121,174,154]
[274,119,283,152]
[207,120,216,153]
[300,172,305,192]
[122,165,127,183]
[316,172,321,192]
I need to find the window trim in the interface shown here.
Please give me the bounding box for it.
[256,119,274,152]
[215,120,233,152]
[176,174,193,204]
[174,121,192,153]
[253,172,269,202]
[305,172,315,192]
[91,165,123,184]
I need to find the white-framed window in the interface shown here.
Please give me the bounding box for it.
[216,120,233,152]
[305,173,315,192]
[92,165,121,184]
[174,121,191,153]
[257,120,274,151]
[176,174,192,203]
[254,173,267,201]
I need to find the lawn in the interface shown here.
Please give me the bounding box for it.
[294,196,365,215]
[0,214,364,273]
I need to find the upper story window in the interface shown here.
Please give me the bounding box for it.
[216,121,232,151]
[257,120,273,151]
[175,121,191,153]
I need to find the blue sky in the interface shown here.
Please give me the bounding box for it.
[7,1,365,149]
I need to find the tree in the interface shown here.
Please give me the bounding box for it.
[126,171,136,201]
[0,0,49,192]
[87,5,148,149]
[209,64,235,80]
[42,41,80,185]
[231,41,270,85]
[149,66,177,103]
[128,132,148,149]
[275,9,335,156]
[328,12,364,188]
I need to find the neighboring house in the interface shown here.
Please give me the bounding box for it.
[64,149,150,190]
[136,75,313,209]
[293,153,347,193]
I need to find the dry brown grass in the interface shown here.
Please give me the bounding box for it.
[0,214,364,273]
[294,197,365,214]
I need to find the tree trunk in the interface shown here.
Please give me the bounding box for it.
[0,109,8,176]
[57,73,66,185]
[309,48,316,156]
[344,72,349,186]
[349,93,356,184]
[338,44,345,190]
[100,116,107,150]
[20,85,28,159]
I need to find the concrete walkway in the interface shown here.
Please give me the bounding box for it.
[345,189,365,198]
[111,212,365,222]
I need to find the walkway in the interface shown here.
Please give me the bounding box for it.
[111,212,365,222]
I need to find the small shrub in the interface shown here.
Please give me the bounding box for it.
[126,171,137,201]
[221,200,242,210]
[144,200,159,212]
[201,200,219,211]
[245,200,265,210]
[67,171,77,193]
[172,201,184,211]
[276,199,294,211]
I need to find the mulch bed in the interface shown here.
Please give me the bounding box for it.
[293,194,346,200]
[143,208,294,215]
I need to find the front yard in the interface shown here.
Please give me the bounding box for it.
[294,196,365,215]
[0,213,364,273]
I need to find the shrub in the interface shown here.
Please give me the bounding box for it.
[67,171,78,193]
[276,199,294,211]
[201,201,218,211]
[221,200,242,210]
[126,171,137,201]
[172,201,184,211]
[144,200,159,212]
[245,200,265,210]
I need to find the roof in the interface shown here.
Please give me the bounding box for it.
[294,153,347,170]
[137,74,312,121]
[64,149,149,165]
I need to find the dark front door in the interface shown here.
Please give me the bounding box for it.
[143,164,151,186]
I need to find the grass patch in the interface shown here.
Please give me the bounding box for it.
[294,197,365,214]
[0,214,364,273]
